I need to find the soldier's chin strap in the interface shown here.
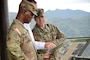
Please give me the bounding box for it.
[46,38,90,54]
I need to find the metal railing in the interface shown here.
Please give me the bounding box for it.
[61,37,90,60]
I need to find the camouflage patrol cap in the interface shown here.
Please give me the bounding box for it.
[35,8,44,17]
[19,0,37,16]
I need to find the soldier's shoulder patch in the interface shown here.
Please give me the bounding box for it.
[14,28,21,36]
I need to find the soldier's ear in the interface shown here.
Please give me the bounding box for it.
[20,7,27,13]
[25,11,29,15]
[19,7,27,14]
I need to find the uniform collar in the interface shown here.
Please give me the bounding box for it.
[13,19,27,30]
[35,24,47,29]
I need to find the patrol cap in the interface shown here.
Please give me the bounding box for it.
[19,0,37,16]
[35,8,44,17]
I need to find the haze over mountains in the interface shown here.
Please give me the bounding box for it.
[45,9,90,19]
[9,9,90,38]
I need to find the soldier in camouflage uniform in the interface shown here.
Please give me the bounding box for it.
[7,0,55,59]
[32,8,66,60]
[6,0,38,60]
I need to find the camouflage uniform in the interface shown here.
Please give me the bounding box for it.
[7,19,37,60]
[32,24,66,60]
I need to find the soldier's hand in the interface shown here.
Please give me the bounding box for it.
[43,52,52,59]
[45,42,56,50]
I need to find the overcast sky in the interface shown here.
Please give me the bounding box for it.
[8,0,90,12]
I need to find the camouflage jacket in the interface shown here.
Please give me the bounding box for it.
[32,24,66,60]
[7,19,37,60]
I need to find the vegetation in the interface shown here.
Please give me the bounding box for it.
[9,9,90,38]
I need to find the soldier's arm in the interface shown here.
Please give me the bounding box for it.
[33,33,56,50]
[7,30,28,60]
[52,26,66,45]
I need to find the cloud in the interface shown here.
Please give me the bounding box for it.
[58,0,90,4]
[64,0,90,3]
[8,0,90,12]
[77,0,90,3]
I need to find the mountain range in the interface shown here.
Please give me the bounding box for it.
[9,9,90,38]
[45,9,90,19]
